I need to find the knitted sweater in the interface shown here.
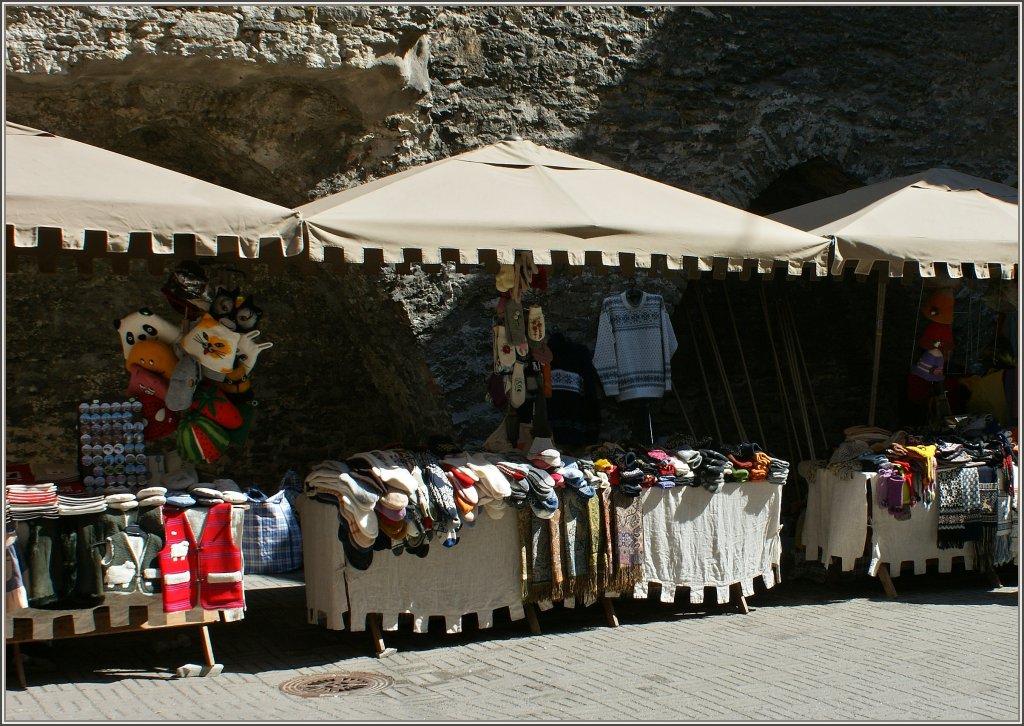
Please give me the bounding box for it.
[592,291,678,402]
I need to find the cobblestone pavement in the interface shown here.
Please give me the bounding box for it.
[3,568,1020,723]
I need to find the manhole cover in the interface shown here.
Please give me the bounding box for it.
[278,672,394,698]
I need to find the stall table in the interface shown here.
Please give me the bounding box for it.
[300,480,784,654]
[5,506,246,686]
[800,462,1016,597]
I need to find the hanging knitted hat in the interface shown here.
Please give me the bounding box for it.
[916,321,954,351]
[181,314,241,376]
[125,339,179,379]
[911,347,945,382]
[115,308,181,361]
[921,289,955,324]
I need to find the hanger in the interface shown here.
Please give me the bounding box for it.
[624,280,644,306]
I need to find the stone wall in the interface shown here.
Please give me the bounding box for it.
[4,4,1018,483]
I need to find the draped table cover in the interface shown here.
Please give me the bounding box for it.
[300,480,785,631]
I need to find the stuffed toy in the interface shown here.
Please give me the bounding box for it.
[114,308,181,361]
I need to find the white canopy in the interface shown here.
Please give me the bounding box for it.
[769,167,1019,280]
[298,138,833,276]
[4,121,304,259]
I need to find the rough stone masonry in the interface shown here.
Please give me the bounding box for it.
[4,5,1018,487]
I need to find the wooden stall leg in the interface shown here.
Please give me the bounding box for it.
[524,603,542,635]
[368,614,396,658]
[876,563,899,599]
[600,596,619,627]
[729,583,750,614]
[9,643,27,689]
[985,569,1003,588]
[176,625,224,678]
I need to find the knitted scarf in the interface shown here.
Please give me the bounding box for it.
[518,506,553,604]
[561,488,601,600]
[970,467,1000,572]
[548,504,565,602]
[937,467,968,549]
[993,486,1017,568]
[609,489,645,593]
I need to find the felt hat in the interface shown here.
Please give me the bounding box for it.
[377,515,408,540]
[137,392,180,441]
[912,347,945,382]
[115,308,182,361]
[164,490,196,508]
[378,490,409,511]
[533,448,563,469]
[921,289,955,324]
[337,520,374,570]
[339,472,381,510]
[125,339,179,379]
[181,314,241,376]
[137,495,167,507]
[375,502,407,522]
[135,486,167,499]
[165,354,202,412]
[127,364,170,402]
[916,321,954,351]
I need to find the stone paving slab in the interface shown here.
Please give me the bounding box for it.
[3,569,1019,722]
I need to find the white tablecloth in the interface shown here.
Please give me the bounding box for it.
[298,496,525,633]
[635,483,783,604]
[801,464,871,572]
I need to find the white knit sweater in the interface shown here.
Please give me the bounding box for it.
[592,291,678,402]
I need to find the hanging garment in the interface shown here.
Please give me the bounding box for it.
[592,291,678,402]
[159,503,244,612]
[99,529,163,595]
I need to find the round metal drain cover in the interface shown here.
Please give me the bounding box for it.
[279,672,394,698]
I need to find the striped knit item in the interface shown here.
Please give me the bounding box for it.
[159,508,199,613]
[197,503,245,610]
[592,292,678,402]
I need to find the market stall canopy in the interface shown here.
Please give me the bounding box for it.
[768,167,1019,280]
[297,138,833,276]
[4,121,303,260]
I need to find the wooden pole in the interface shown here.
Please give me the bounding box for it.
[868,272,888,426]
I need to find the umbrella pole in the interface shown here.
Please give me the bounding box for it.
[868,272,888,426]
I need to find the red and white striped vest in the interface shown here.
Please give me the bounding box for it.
[158,503,245,613]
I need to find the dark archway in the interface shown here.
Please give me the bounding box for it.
[747,157,865,216]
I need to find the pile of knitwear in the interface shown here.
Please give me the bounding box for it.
[824,415,1016,513]
[305,441,790,570]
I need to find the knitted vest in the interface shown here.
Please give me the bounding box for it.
[100,531,163,595]
[159,504,244,613]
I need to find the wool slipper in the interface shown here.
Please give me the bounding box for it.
[494,326,516,371]
[337,521,374,570]
[165,354,201,412]
[505,299,528,349]
[509,361,527,408]
[527,305,546,342]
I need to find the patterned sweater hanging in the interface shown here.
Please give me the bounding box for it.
[592,291,678,402]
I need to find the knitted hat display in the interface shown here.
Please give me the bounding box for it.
[181,314,241,376]
[115,308,182,361]
[921,289,955,324]
[911,347,945,382]
[916,321,954,351]
[125,339,179,379]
